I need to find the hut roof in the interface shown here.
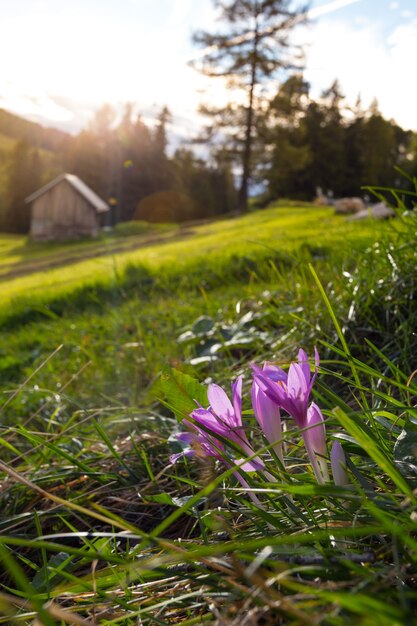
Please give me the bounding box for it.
[25,173,110,213]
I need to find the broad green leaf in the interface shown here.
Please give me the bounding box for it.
[157,366,208,422]
[191,315,214,335]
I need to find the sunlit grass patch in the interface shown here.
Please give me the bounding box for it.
[0,205,388,324]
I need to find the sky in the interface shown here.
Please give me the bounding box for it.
[0,0,416,138]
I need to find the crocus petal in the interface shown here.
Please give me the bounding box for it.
[191,406,254,459]
[309,347,320,390]
[173,432,195,445]
[287,363,308,401]
[190,408,231,439]
[297,348,311,384]
[207,383,235,425]
[252,378,284,464]
[251,364,285,405]
[252,365,302,425]
[200,439,224,459]
[305,402,327,456]
[182,418,195,432]
[303,402,329,483]
[169,449,197,464]
[262,364,288,384]
[231,376,243,425]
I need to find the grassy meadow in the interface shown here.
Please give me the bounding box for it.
[1,200,417,625]
[0,206,389,411]
[0,206,383,312]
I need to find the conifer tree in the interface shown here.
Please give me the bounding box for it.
[361,100,400,188]
[267,74,311,199]
[192,0,308,212]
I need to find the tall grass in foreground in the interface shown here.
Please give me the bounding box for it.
[0,194,417,624]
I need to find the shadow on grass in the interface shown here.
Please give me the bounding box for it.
[0,248,302,332]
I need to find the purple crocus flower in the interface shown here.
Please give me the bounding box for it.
[252,348,319,428]
[169,427,224,465]
[330,441,349,486]
[169,398,263,505]
[190,376,262,469]
[304,402,329,484]
[252,367,284,466]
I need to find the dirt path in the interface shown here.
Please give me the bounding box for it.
[0,227,196,282]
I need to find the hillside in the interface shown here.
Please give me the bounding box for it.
[0,107,69,151]
[0,108,69,217]
[0,133,16,200]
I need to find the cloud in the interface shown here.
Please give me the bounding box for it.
[309,0,362,19]
[0,5,205,132]
[0,0,230,134]
[302,16,417,130]
[1,0,415,137]
[0,81,74,125]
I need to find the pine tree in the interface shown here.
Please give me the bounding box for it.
[120,111,154,221]
[300,80,347,198]
[150,106,174,190]
[172,148,237,220]
[266,74,311,199]
[343,95,366,196]
[361,101,400,188]
[192,0,307,213]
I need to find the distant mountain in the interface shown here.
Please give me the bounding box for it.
[0,109,69,219]
[0,108,70,153]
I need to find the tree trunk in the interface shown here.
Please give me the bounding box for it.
[237,17,258,214]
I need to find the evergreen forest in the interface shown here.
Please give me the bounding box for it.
[1,76,417,233]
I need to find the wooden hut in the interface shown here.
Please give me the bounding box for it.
[26,173,110,241]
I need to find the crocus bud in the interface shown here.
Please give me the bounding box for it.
[331,441,349,486]
[306,402,326,455]
[303,402,329,483]
[252,372,284,466]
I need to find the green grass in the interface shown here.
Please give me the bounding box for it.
[0,206,387,315]
[0,200,416,625]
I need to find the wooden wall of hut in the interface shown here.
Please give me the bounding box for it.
[30,179,99,241]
